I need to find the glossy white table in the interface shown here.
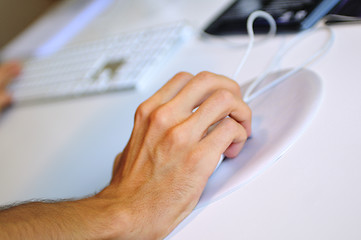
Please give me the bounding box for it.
[1,0,360,239]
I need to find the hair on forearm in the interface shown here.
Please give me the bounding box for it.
[0,198,75,211]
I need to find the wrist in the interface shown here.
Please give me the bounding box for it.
[81,194,133,240]
[95,184,188,240]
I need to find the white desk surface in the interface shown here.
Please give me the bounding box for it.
[1,0,361,239]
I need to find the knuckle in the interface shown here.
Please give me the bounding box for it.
[195,72,241,95]
[174,71,193,80]
[231,80,241,94]
[222,117,237,128]
[135,101,152,121]
[195,71,216,83]
[149,106,171,128]
[241,102,252,120]
[223,118,246,138]
[239,127,248,141]
[214,89,234,104]
[165,125,189,148]
[245,104,252,119]
[222,110,250,140]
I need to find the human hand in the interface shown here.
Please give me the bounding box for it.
[0,71,251,240]
[97,71,252,239]
[0,62,21,111]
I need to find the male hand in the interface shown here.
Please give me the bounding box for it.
[0,71,251,240]
[97,71,252,239]
[0,62,21,111]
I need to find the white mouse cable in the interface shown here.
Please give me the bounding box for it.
[232,11,277,81]
[239,18,335,103]
[243,25,335,103]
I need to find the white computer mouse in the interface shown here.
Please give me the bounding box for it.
[201,68,322,208]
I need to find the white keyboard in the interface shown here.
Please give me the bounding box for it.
[10,22,193,103]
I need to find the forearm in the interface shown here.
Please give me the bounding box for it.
[0,197,124,240]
